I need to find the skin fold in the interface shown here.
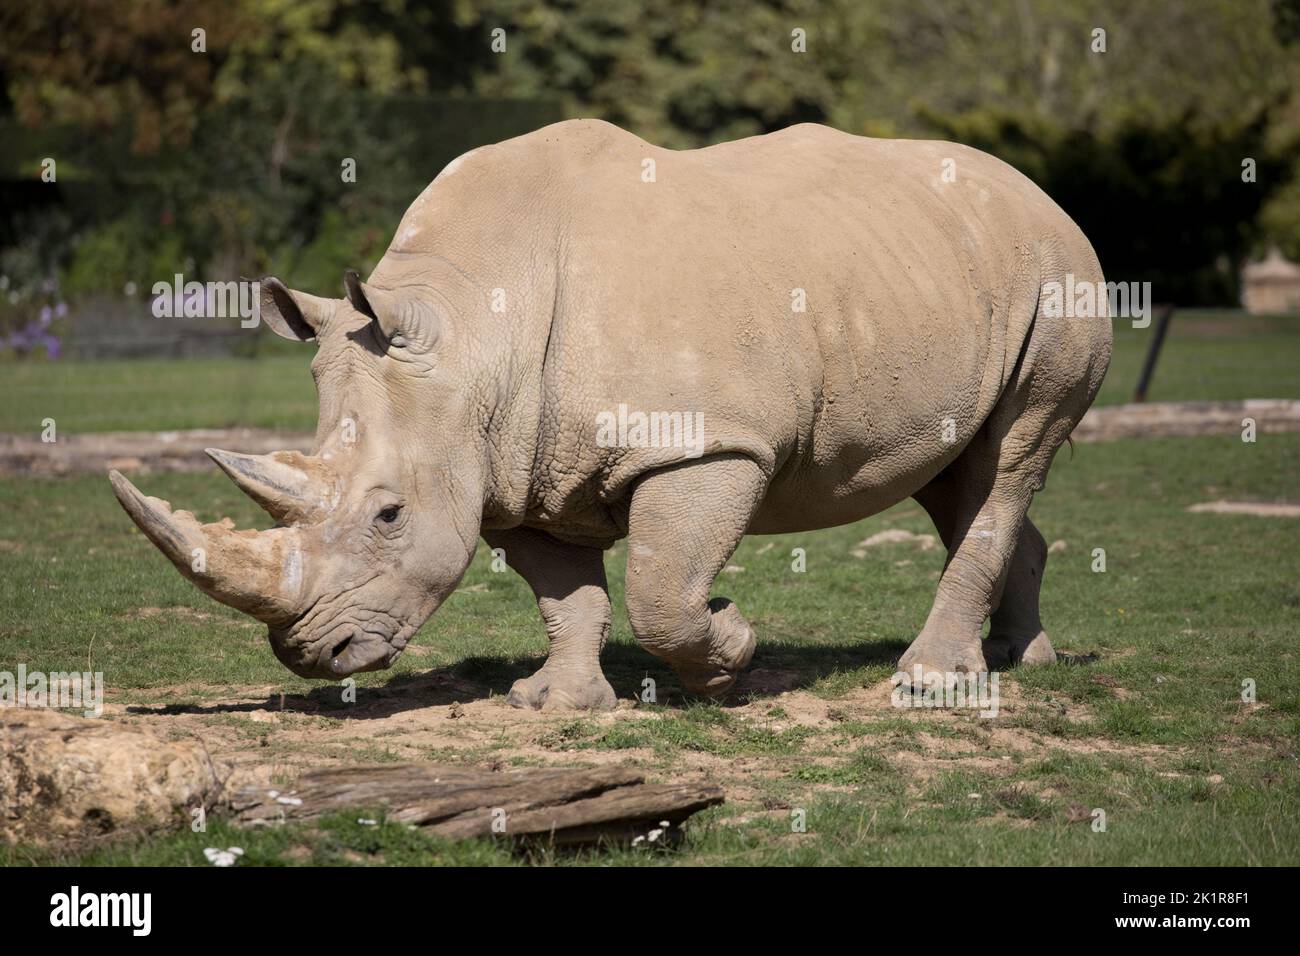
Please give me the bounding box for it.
[111,119,1112,711]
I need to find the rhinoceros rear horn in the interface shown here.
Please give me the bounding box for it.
[258,276,334,342]
[205,448,336,525]
[108,470,302,624]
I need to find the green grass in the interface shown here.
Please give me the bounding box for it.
[2,429,1298,865]
[1097,310,1300,406]
[8,774,1294,867]
[0,354,316,433]
[0,310,1295,434]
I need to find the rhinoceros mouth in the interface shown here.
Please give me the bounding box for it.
[324,627,395,675]
[268,618,408,680]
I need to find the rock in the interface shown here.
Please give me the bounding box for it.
[1066,803,1093,824]
[856,529,938,551]
[0,709,227,844]
[1048,539,1068,554]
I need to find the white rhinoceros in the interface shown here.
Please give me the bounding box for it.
[111,119,1112,710]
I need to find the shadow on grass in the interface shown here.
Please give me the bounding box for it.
[125,637,913,720]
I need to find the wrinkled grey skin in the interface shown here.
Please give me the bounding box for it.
[112,119,1111,710]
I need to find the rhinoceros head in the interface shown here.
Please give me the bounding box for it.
[110,271,485,679]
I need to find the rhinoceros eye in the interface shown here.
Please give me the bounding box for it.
[377,505,401,524]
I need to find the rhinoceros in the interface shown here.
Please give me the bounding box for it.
[110,119,1111,710]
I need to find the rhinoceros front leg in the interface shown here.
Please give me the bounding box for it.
[482,527,617,711]
[623,455,762,697]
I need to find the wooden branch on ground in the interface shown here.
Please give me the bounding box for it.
[227,763,724,846]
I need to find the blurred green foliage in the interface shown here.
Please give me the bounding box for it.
[929,107,1294,303]
[0,0,1297,320]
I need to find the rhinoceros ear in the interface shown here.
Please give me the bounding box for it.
[258,277,333,342]
[343,269,377,321]
[344,270,440,351]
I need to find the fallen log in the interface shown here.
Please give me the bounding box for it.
[229,763,724,846]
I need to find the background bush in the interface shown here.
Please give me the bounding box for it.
[0,0,1296,345]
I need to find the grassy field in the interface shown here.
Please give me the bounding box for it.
[1,308,1296,866]
[0,354,316,434]
[0,310,1297,435]
[2,429,1298,865]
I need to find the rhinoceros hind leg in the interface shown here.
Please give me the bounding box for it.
[983,518,1057,669]
[624,455,763,698]
[482,527,617,711]
[900,279,1103,687]
[902,439,1050,684]
[904,376,1087,686]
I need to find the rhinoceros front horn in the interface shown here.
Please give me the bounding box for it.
[204,448,335,525]
[108,470,302,624]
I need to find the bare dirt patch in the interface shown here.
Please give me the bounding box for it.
[1071,399,1300,442]
[1187,500,1300,517]
[95,666,1181,816]
[0,428,312,477]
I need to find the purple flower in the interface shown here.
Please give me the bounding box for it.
[5,318,62,359]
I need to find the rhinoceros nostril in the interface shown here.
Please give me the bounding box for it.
[329,634,354,659]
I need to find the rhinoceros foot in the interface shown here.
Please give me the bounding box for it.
[672,599,757,698]
[506,663,617,712]
[674,664,743,698]
[982,630,1057,669]
[896,624,990,689]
